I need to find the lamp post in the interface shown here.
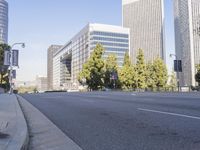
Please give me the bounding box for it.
[9,43,25,94]
[170,53,180,92]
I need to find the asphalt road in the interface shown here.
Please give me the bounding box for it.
[22,92,200,150]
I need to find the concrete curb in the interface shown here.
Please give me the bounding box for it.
[3,94,29,150]
[17,95,82,150]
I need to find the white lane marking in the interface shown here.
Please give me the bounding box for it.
[138,108,200,120]
[131,93,136,96]
[85,95,108,98]
[43,96,63,99]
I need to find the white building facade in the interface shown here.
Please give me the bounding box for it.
[174,0,200,86]
[122,0,165,63]
[53,23,130,90]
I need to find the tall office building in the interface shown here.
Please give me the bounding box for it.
[53,23,130,90]
[0,0,8,43]
[122,0,165,63]
[174,0,200,86]
[47,45,62,90]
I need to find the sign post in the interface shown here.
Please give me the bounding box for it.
[8,43,25,94]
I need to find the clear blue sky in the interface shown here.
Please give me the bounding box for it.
[7,0,175,81]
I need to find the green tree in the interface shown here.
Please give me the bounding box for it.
[152,58,168,88]
[195,64,200,86]
[136,49,146,89]
[168,71,177,89]
[104,54,119,88]
[119,52,136,89]
[0,43,10,89]
[196,64,200,72]
[146,63,156,88]
[78,44,105,90]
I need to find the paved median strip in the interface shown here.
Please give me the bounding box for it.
[138,108,200,120]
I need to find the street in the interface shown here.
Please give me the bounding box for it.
[22,92,200,150]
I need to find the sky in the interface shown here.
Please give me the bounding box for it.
[7,0,175,81]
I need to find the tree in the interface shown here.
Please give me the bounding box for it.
[146,63,156,88]
[195,64,200,86]
[168,71,177,89]
[78,44,105,90]
[0,43,10,89]
[118,52,136,89]
[104,54,119,88]
[196,64,200,72]
[136,49,146,89]
[152,58,168,88]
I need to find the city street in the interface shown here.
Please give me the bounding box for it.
[22,92,200,150]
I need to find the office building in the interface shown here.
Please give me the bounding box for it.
[47,45,62,90]
[174,0,200,86]
[0,0,8,43]
[53,23,130,90]
[122,0,165,63]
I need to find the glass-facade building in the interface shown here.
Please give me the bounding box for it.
[53,23,130,90]
[0,0,8,43]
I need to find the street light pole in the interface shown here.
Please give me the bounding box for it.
[9,43,25,94]
[170,54,180,92]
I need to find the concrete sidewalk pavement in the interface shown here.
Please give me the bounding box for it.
[0,94,28,150]
[17,95,82,150]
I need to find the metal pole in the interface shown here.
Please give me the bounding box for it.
[176,56,180,92]
[9,43,25,94]
[9,47,13,94]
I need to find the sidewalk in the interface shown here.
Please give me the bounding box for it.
[17,95,82,150]
[0,94,28,150]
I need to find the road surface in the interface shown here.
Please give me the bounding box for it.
[22,92,200,150]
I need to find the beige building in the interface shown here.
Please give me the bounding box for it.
[0,0,8,43]
[47,45,62,90]
[174,0,200,86]
[122,0,165,63]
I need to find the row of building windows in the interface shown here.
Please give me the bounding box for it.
[90,46,128,53]
[90,31,129,38]
[90,36,129,43]
[91,41,129,48]
[104,52,126,57]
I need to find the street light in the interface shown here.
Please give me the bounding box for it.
[170,53,180,92]
[9,43,25,94]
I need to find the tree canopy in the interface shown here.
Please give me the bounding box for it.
[195,64,200,86]
[136,49,147,89]
[0,43,10,90]
[104,54,119,88]
[78,44,105,90]
[119,52,136,89]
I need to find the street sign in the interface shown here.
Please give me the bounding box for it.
[8,70,16,79]
[12,50,19,67]
[174,60,182,72]
[3,50,10,66]
[12,70,16,79]
[110,71,118,80]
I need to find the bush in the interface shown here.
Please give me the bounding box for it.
[191,86,200,91]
